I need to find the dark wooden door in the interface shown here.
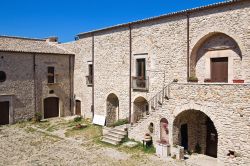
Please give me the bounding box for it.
[0,101,9,125]
[206,118,218,158]
[181,124,188,150]
[75,100,81,115]
[211,57,228,82]
[44,97,59,119]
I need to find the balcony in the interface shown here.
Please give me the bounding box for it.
[86,75,93,86]
[132,76,149,91]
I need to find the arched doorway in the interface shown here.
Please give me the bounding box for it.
[190,32,242,83]
[133,97,148,123]
[160,118,169,144]
[106,93,119,126]
[44,97,59,119]
[173,109,218,158]
[75,100,81,116]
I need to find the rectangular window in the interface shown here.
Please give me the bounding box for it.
[136,58,146,78]
[88,64,93,76]
[48,67,55,83]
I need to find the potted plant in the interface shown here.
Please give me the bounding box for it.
[233,79,244,83]
[173,79,178,83]
[204,78,212,83]
[188,76,198,83]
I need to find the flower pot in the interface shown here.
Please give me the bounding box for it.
[233,79,244,83]
[204,79,212,83]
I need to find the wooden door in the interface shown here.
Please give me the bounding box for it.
[75,100,81,115]
[44,97,59,119]
[211,57,228,82]
[0,101,9,125]
[206,118,218,158]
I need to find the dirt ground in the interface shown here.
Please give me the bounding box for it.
[0,117,185,166]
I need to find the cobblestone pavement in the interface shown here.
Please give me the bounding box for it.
[0,118,185,166]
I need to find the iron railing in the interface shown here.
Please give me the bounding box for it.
[149,82,171,111]
[132,76,149,91]
[86,75,93,86]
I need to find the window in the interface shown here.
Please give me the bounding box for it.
[136,58,146,78]
[86,62,93,85]
[88,64,93,77]
[48,67,55,83]
[0,71,6,82]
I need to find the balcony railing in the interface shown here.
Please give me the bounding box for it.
[132,76,149,91]
[86,75,93,86]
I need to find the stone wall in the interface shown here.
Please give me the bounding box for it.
[94,28,130,119]
[72,0,250,122]
[0,51,73,122]
[35,53,73,117]
[60,39,93,118]
[129,83,250,166]
[0,52,35,122]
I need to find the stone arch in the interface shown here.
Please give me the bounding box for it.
[160,118,169,144]
[190,32,242,83]
[133,96,149,123]
[106,93,119,126]
[173,108,218,158]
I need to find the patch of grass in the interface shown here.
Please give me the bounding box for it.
[65,124,102,140]
[34,120,51,129]
[109,119,129,127]
[25,127,37,133]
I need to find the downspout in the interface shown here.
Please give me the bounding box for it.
[187,12,190,81]
[33,54,37,114]
[92,33,95,119]
[69,55,72,116]
[129,24,132,123]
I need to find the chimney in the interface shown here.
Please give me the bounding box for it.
[45,36,58,43]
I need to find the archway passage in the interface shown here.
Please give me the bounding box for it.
[44,97,59,119]
[106,93,119,126]
[173,109,218,158]
[75,100,81,116]
[133,97,148,123]
[190,32,242,83]
[0,101,9,125]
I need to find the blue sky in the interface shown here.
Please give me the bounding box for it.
[0,0,225,42]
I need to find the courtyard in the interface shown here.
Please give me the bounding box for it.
[0,117,222,166]
[0,117,184,166]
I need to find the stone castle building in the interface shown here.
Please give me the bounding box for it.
[0,0,249,165]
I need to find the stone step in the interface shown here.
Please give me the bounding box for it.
[101,137,119,145]
[103,135,122,142]
[105,132,124,139]
[110,128,127,136]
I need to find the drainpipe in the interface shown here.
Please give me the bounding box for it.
[33,54,37,114]
[129,24,132,123]
[187,12,190,81]
[92,33,95,119]
[69,55,72,116]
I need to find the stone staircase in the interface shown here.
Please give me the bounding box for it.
[130,83,172,129]
[102,126,128,145]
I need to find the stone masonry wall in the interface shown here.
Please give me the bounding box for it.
[35,53,73,117]
[73,1,250,123]
[94,28,130,119]
[129,83,250,166]
[60,39,93,118]
[0,52,35,122]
